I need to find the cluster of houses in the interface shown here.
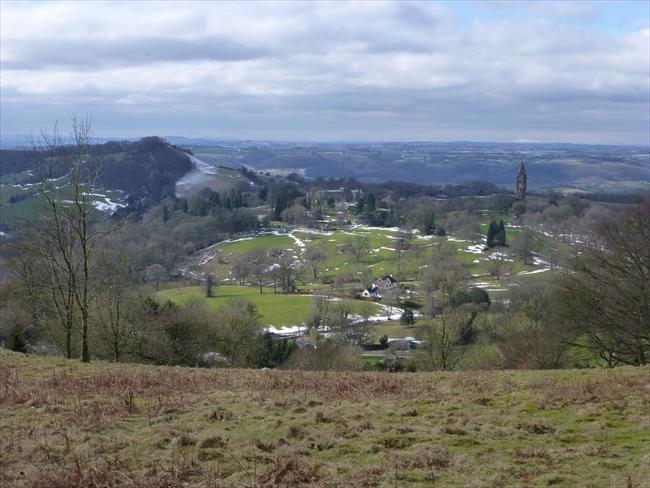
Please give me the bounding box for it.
[361,275,398,299]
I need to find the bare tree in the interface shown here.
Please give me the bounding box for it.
[499,314,568,369]
[559,199,650,366]
[305,246,326,280]
[415,312,466,371]
[486,253,512,281]
[307,294,333,330]
[275,253,302,293]
[422,258,466,305]
[343,234,370,263]
[411,243,427,280]
[347,301,375,345]
[3,234,54,351]
[144,263,167,291]
[511,229,535,265]
[393,227,413,279]
[27,117,105,362]
[93,254,136,362]
[230,257,250,285]
[245,247,269,294]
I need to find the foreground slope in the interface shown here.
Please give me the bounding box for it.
[1,350,648,487]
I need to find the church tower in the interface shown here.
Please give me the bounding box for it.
[515,161,527,199]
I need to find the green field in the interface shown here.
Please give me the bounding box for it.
[159,285,315,326]
[159,285,384,328]
[0,172,127,226]
[196,220,549,307]
[2,350,648,487]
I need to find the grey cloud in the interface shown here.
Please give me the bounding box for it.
[3,37,268,70]
[0,1,648,144]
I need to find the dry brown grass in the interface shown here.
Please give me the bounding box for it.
[1,350,649,487]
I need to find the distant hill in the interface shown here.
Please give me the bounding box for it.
[186,141,650,192]
[0,136,193,202]
[2,138,647,200]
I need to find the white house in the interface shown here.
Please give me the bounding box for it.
[361,285,382,299]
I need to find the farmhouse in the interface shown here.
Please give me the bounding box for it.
[361,285,382,299]
[375,275,398,291]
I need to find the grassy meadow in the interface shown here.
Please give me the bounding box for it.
[158,285,385,328]
[197,221,547,298]
[1,350,648,487]
[159,285,316,327]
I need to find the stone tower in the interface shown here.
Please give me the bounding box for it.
[515,161,527,199]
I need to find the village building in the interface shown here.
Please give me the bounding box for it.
[361,285,382,299]
[306,187,364,207]
[374,275,398,291]
[361,275,398,299]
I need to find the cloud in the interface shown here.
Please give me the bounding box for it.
[0,0,648,143]
[3,37,268,70]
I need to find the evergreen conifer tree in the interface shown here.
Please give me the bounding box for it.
[487,221,497,248]
[497,220,507,246]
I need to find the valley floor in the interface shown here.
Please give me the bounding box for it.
[1,350,648,488]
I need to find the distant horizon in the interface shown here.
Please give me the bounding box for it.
[1,132,649,148]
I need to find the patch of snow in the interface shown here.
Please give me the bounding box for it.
[465,244,484,254]
[46,175,67,182]
[489,252,513,262]
[265,325,308,336]
[223,236,256,245]
[532,256,550,266]
[292,227,334,236]
[288,232,306,249]
[91,196,126,213]
[175,155,220,197]
[350,224,401,232]
[518,268,551,275]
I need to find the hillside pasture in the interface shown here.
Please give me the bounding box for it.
[159,285,315,327]
[158,285,387,328]
[1,350,648,487]
[195,222,550,305]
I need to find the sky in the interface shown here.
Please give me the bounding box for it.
[1,0,649,144]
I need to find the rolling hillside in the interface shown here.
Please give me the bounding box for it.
[185,141,650,192]
[1,350,648,487]
[0,137,253,227]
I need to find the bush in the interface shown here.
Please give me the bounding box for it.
[7,325,27,353]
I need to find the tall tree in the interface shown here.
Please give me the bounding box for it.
[29,118,104,362]
[486,221,497,248]
[559,199,650,366]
